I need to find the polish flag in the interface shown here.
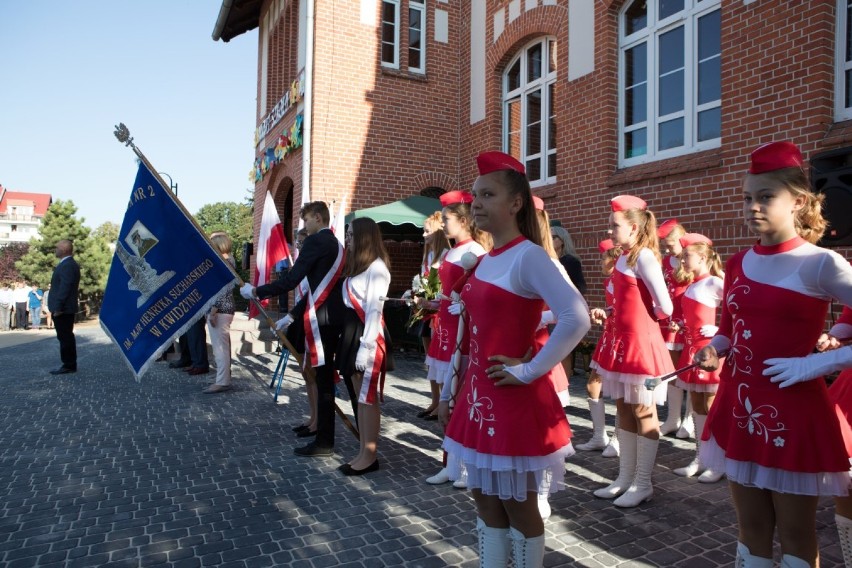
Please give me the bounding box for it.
[330,194,347,246]
[251,191,291,318]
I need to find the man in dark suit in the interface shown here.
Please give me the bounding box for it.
[48,239,81,374]
[241,201,344,457]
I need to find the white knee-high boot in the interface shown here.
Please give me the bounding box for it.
[734,542,773,568]
[509,527,545,568]
[576,398,610,451]
[677,394,695,439]
[694,414,724,483]
[593,430,636,499]
[537,491,551,520]
[476,517,510,568]
[613,436,657,507]
[779,554,810,567]
[674,412,701,477]
[837,514,852,568]
[659,385,683,435]
[602,426,620,457]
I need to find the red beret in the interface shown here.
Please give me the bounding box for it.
[476,151,526,176]
[598,239,615,254]
[657,218,679,238]
[679,233,713,248]
[532,195,545,211]
[610,195,647,212]
[439,190,473,207]
[749,141,803,174]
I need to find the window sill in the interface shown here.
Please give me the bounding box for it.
[822,118,852,149]
[606,148,723,187]
[380,66,428,82]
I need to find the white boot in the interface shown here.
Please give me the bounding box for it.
[602,427,620,457]
[613,436,657,508]
[734,542,773,568]
[476,518,510,568]
[659,385,682,435]
[576,398,610,451]
[453,466,468,489]
[537,492,551,520]
[693,415,724,482]
[509,527,545,568]
[593,430,636,499]
[837,514,852,568]
[779,554,810,567]
[677,394,695,439]
[674,413,702,477]
[425,467,450,485]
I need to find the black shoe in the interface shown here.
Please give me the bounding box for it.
[292,424,310,433]
[423,413,438,421]
[50,367,76,375]
[293,442,334,457]
[169,361,191,369]
[416,408,434,418]
[296,429,318,438]
[341,460,380,476]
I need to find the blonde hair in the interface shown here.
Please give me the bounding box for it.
[660,223,686,240]
[621,207,661,268]
[675,242,724,284]
[210,232,233,255]
[746,167,827,244]
[601,246,622,276]
[537,210,558,259]
[551,225,578,259]
[422,211,450,267]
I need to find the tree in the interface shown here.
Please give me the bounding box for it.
[15,200,111,297]
[194,201,253,277]
[93,221,120,244]
[0,243,29,282]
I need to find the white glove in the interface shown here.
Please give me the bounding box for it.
[402,289,412,299]
[239,283,256,299]
[275,314,294,331]
[763,346,852,388]
[700,325,719,338]
[447,301,463,316]
[355,346,373,372]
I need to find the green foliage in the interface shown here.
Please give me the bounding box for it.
[93,221,120,243]
[194,201,252,277]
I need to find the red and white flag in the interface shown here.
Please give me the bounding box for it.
[251,192,291,318]
[331,194,347,246]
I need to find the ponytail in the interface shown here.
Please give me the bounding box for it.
[623,208,661,268]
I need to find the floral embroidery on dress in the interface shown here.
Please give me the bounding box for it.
[733,383,788,444]
[487,427,495,437]
[466,374,496,430]
[725,277,754,376]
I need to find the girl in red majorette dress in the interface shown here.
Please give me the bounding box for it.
[591,195,674,509]
[658,220,695,439]
[438,152,589,567]
[576,239,622,458]
[335,218,391,477]
[695,141,852,567]
[668,233,725,483]
[422,191,487,487]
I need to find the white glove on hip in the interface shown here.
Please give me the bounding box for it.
[763,346,852,388]
[239,283,256,299]
[700,325,719,338]
[275,314,294,331]
[447,301,463,316]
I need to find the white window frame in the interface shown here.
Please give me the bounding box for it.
[381,0,401,69]
[836,0,852,122]
[408,0,426,74]
[502,37,557,187]
[618,0,721,168]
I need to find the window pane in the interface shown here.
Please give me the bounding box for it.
[548,83,556,151]
[697,107,721,142]
[526,158,542,182]
[659,70,684,115]
[547,153,556,178]
[382,1,395,22]
[847,5,852,63]
[698,10,721,61]
[382,22,395,43]
[506,98,522,157]
[527,42,543,82]
[625,128,647,159]
[507,59,521,92]
[658,117,684,150]
[626,84,647,125]
[625,0,647,35]
[408,47,421,69]
[526,89,542,156]
[626,43,647,86]
[549,40,557,73]
[658,26,684,75]
[846,69,852,109]
[382,42,395,64]
[698,56,721,105]
[410,7,421,28]
[658,0,683,20]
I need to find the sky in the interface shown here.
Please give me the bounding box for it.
[0,1,258,230]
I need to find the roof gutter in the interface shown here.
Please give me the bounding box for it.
[211,0,235,41]
[300,0,315,211]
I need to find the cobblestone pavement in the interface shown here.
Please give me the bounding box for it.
[0,324,843,567]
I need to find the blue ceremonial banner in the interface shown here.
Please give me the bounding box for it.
[100,162,239,380]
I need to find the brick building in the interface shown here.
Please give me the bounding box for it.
[213,0,852,310]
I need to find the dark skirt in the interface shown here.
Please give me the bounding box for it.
[335,308,394,377]
[285,313,306,354]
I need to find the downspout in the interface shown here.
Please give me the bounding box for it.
[300,0,315,216]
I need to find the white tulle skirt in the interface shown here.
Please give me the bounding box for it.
[591,362,667,407]
[676,378,719,394]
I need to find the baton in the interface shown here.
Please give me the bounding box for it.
[379,296,414,304]
[643,349,729,390]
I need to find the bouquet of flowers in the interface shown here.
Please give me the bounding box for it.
[405,268,441,329]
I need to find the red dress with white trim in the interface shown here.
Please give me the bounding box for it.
[443,237,590,500]
[426,239,486,385]
[660,255,688,350]
[701,237,852,496]
[593,248,675,406]
[828,306,852,462]
[675,274,724,393]
[590,275,615,368]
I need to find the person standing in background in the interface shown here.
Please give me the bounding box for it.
[48,240,81,374]
[12,281,31,330]
[28,284,43,330]
[0,282,12,331]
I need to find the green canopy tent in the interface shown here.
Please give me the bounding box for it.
[344,195,442,242]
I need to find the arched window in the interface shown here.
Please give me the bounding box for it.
[619,0,721,166]
[503,38,557,185]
